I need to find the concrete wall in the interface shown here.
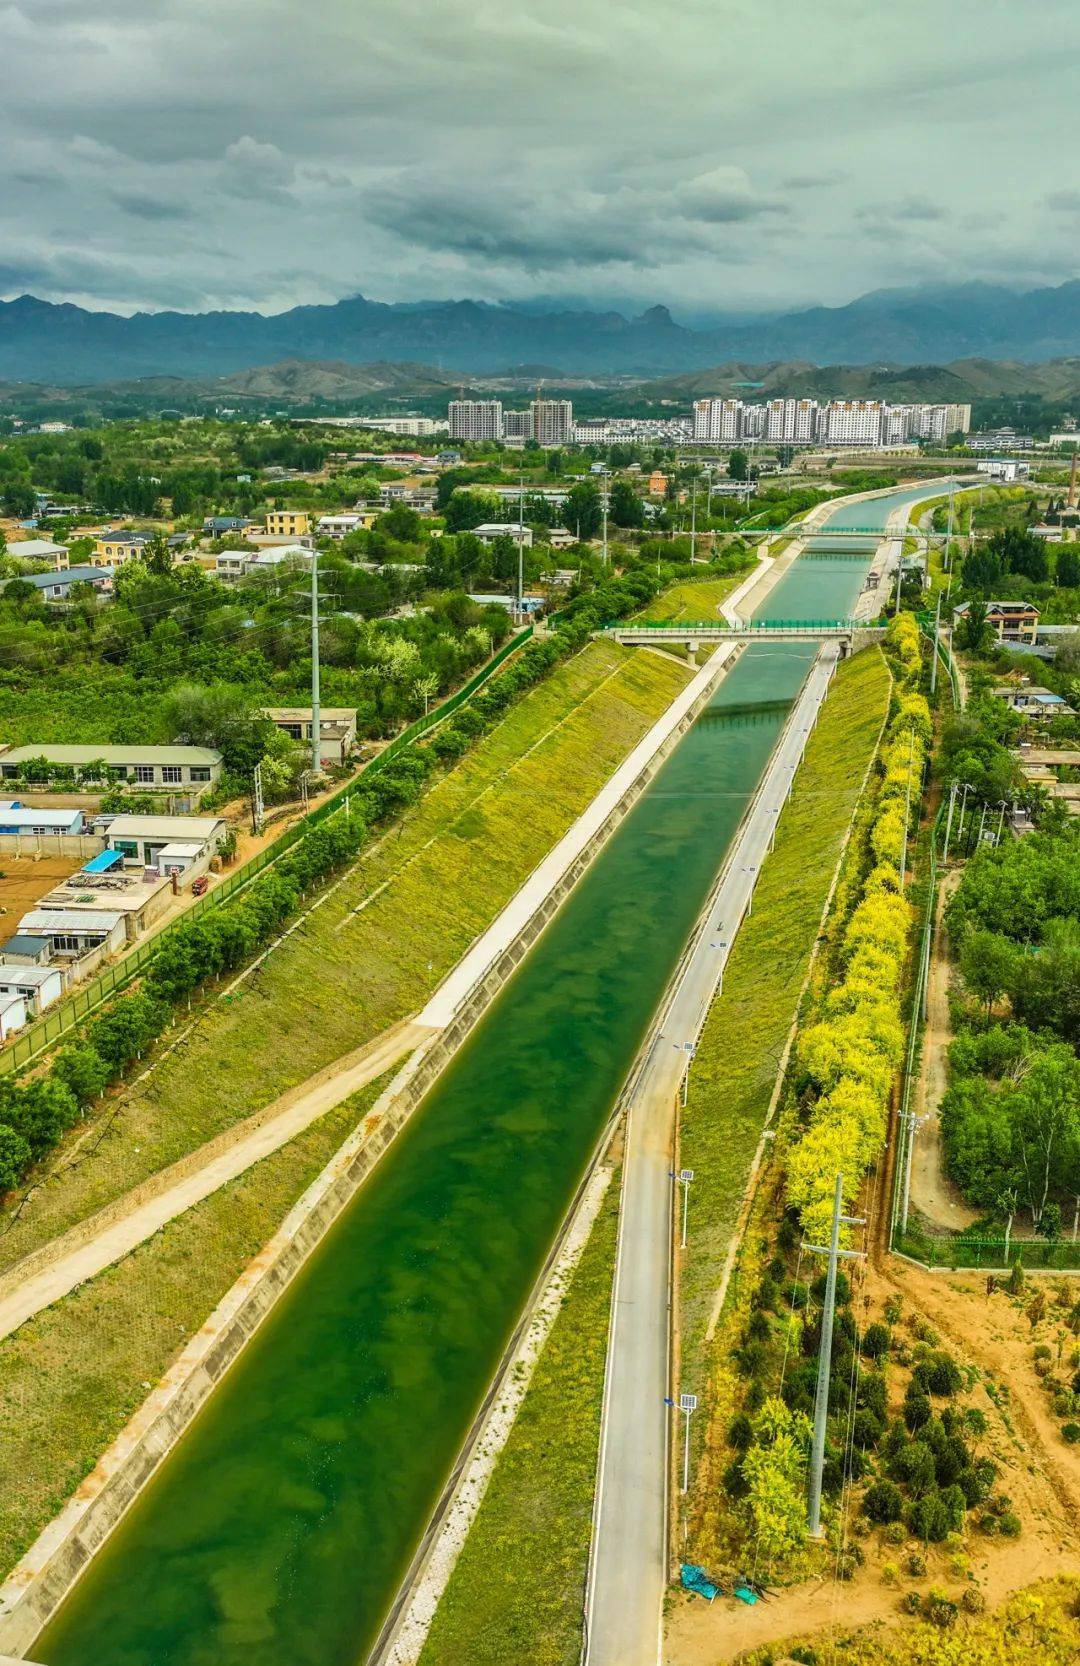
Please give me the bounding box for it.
[0,834,103,860]
[0,649,738,1659]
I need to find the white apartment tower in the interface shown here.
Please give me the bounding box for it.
[530,399,574,446]
[448,400,504,442]
[692,398,742,442]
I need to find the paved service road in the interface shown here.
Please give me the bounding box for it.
[584,643,840,1666]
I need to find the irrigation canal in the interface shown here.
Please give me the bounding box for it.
[36,485,930,1666]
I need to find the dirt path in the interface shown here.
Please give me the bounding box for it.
[909,869,978,1231]
[0,1017,431,1340]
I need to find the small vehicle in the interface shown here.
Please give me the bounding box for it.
[191,875,209,897]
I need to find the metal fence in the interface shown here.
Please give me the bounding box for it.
[894,1228,1080,1273]
[0,627,533,1077]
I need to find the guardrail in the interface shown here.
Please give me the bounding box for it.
[0,627,533,1077]
[605,617,859,634]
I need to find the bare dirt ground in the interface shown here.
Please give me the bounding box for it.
[0,855,85,926]
[909,869,979,1232]
[665,1191,1080,1664]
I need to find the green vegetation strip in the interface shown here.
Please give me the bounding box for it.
[679,648,892,1395]
[0,1074,386,1580]
[0,641,688,1272]
[418,1167,619,1666]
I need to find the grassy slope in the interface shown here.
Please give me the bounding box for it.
[642,573,744,623]
[418,1169,619,1666]
[0,1075,385,1579]
[679,648,891,1394]
[0,641,689,1270]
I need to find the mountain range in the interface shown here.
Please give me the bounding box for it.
[3,280,1080,383]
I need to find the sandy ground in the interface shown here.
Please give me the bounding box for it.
[0,855,85,926]
[665,1226,1080,1664]
[909,869,979,1232]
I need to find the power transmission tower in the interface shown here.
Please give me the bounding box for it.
[805,1173,865,1537]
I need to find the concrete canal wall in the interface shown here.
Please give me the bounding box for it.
[0,640,745,1660]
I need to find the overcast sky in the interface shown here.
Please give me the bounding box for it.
[2,0,1078,317]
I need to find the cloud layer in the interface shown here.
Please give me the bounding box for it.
[0,0,1078,315]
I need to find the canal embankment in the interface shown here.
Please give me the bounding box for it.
[0,644,746,1661]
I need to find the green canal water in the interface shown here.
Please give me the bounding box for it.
[37,485,929,1666]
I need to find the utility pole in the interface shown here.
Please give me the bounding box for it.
[310,550,321,778]
[252,761,265,835]
[941,780,958,866]
[806,1174,864,1537]
[690,477,697,560]
[929,589,942,696]
[601,470,609,567]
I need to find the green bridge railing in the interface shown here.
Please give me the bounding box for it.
[606,617,862,634]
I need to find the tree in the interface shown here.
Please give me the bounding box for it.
[1,482,35,519]
[563,481,603,541]
[1056,546,1080,589]
[956,598,991,651]
[1010,1044,1080,1230]
[959,929,1019,1021]
[0,1124,31,1191]
[143,533,172,575]
[728,448,749,482]
[609,479,644,528]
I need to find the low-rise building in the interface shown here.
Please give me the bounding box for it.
[101,813,228,867]
[0,934,53,967]
[7,538,69,568]
[992,685,1074,719]
[93,532,150,567]
[976,459,1031,482]
[472,523,534,548]
[0,963,64,1015]
[0,806,84,837]
[0,991,28,1038]
[264,510,311,539]
[953,601,1039,645]
[203,516,253,537]
[18,908,127,961]
[468,591,546,616]
[0,744,222,795]
[316,513,376,538]
[263,707,358,768]
[10,565,115,602]
[245,545,314,573]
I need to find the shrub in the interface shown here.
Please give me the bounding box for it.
[1062,1423,1080,1444]
[998,1510,1022,1538]
[903,1392,932,1433]
[906,1491,955,1543]
[863,1479,903,1523]
[883,1520,907,1546]
[961,1587,986,1615]
[905,1549,927,1577]
[861,1321,891,1360]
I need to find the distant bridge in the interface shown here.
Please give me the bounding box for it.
[602,619,887,653]
[738,524,949,541]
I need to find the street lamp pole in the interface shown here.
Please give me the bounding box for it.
[679,1168,694,1250]
[679,1393,697,1494]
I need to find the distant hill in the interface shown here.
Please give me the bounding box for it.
[616,356,1080,409]
[4,280,1080,382]
[215,358,458,400]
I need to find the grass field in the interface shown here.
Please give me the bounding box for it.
[418,1166,619,1666]
[0,641,690,1271]
[641,572,745,624]
[678,647,891,1408]
[0,1073,386,1580]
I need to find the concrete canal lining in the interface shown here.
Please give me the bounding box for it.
[0,641,744,1662]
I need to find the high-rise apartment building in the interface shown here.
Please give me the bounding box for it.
[501,410,533,439]
[692,398,743,441]
[448,400,503,441]
[530,399,574,446]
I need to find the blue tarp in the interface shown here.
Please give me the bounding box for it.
[680,1564,719,1602]
[82,848,124,874]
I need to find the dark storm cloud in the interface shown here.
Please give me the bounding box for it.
[0,0,1078,313]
